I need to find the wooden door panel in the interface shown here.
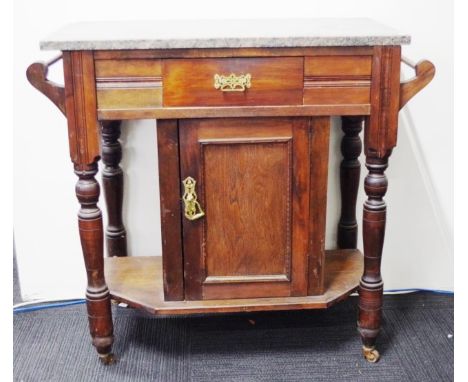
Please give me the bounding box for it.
[180,118,311,300]
[203,139,292,280]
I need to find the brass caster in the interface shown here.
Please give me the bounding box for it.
[362,346,380,363]
[99,353,116,365]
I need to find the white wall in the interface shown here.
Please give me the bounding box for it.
[14,0,453,301]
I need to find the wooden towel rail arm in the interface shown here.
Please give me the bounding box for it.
[26,54,66,115]
[399,56,435,110]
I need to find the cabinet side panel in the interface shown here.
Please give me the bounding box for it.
[157,120,184,301]
[308,117,331,295]
[290,119,311,296]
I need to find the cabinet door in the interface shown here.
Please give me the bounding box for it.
[180,118,311,300]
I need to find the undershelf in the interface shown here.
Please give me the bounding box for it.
[104,249,363,315]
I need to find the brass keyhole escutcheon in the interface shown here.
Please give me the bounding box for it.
[182,176,205,221]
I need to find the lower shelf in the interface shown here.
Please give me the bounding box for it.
[104,249,363,315]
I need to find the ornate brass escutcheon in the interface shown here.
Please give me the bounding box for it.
[213,73,251,92]
[182,176,205,221]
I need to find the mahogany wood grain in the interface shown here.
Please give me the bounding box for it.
[97,104,371,120]
[63,51,101,165]
[179,118,314,300]
[304,56,372,76]
[303,56,371,105]
[203,139,291,278]
[63,51,114,363]
[104,249,363,315]
[303,87,370,106]
[101,120,127,257]
[95,59,162,78]
[307,117,330,295]
[399,59,435,109]
[338,116,363,249]
[74,162,114,361]
[26,57,66,115]
[366,46,401,158]
[97,88,163,111]
[358,152,389,352]
[93,53,376,115]
[290,119,313,296]
[180,119,293,299]
[358,47,400,357]
[95,59,162,112]
[156,119,185,301]
[163,57,303,107]
[178,120,202,300]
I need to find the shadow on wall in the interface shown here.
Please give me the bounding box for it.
[14,241,22,304]
[118,120,161,258]
[379,110,452,290]
[325,113,452,290]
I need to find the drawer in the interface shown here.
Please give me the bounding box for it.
[163,57,304,107]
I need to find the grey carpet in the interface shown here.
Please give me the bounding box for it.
[13,292,453,382]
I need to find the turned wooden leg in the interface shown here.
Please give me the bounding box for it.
[338,116,363,249]
[101,121,127,257]
[357,153,389,363]
[75,162,115,364]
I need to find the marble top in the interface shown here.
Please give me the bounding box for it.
[40,18,410,51]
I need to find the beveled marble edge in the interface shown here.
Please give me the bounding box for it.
[40,35,411,51]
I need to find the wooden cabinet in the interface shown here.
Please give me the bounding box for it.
[27,19,435,365]
[158,115,331,302]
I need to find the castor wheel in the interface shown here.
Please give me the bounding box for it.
[99,353,116,365]
[362,346,380,363]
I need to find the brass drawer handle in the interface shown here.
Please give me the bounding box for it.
[182,177,205,221]
[214,73,251,92]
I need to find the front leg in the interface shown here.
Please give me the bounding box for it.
[358,153,389,363]
[61,51,115,364]
[75,162,115,364]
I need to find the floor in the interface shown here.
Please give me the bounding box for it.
[13,292,453,382]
